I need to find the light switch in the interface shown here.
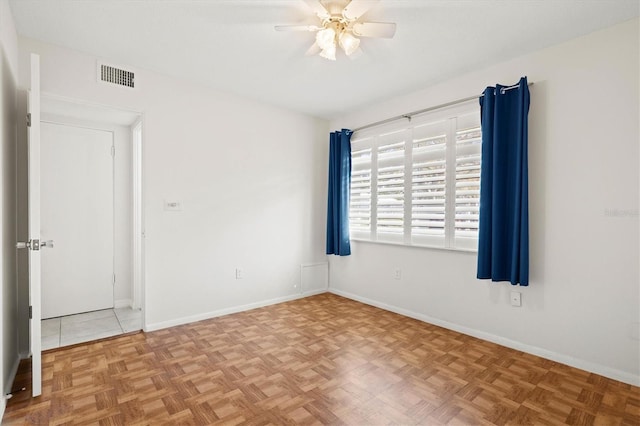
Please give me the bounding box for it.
[164,200,182,211]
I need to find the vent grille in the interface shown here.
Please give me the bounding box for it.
[100,64,134,88]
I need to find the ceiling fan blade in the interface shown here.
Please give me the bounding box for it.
[275,25,322,32]
[352,22,396,38]
[305,42,321,56]
[343,0,379,20]
[302,0,330,20]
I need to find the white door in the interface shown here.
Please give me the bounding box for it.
[40,123,114,319]
[21,53,43,397]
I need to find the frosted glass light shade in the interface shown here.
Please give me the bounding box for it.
[319,44,337,61]
[316,28,336,50]
[339,32,360,56]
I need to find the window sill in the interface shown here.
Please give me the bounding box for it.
[350,237,478,254]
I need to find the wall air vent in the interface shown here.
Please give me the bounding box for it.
[99,63,135,88]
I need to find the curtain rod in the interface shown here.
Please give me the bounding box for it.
[352,82,534,133]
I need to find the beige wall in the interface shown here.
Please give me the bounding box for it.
[0,0,18,411]
[17,36,330,333]
[329,18,640,385]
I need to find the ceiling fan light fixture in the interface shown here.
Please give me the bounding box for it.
[319,44,337,61]
[276,0,397,61]
[339,31,360,56]
[316,27,336,50]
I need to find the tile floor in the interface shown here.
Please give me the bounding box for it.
[41,307,142,350]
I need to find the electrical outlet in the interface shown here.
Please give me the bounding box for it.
[235,268,243,279]
[510,291,522,307]
[394,268,401,280]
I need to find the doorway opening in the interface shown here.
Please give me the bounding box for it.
[35,94,145,349]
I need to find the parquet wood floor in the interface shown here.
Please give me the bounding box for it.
[4,293,639,425]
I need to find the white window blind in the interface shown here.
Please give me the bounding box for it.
[349,103,481,251]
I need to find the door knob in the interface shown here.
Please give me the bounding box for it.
[15,239,54,250]
[16,241,30,249]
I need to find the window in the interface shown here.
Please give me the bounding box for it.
[376,133,405,240]
[349,103,481,251]
[350,144,372,233]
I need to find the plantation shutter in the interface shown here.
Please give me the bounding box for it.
[347,102,480,251]
[350,144,372,236]
[454,113,482,249]
[376,131,405,241]
[411,121,447,246]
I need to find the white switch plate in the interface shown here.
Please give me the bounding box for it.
[510,291,522,307]
[164,200,182,211]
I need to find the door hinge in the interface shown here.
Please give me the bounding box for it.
[29,305,32,319]
[111,146,115,157]
[26,113,31,128]
[113,273,116,285]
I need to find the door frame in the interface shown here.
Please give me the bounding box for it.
[131,120,143,310]
[36,93,146,328]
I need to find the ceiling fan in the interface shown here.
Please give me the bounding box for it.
[275,0,396,61]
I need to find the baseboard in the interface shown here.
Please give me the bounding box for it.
[329,288,640,387]
[1,352,21,421]
[145,292,312,332]
[301,288,327,297]
[4,355,21,396]
[114,299,132,309]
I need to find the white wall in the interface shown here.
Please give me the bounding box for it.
[329,18,640,385]
[0,0,15,76]
[0,0,18,415]
[17,37,329,331]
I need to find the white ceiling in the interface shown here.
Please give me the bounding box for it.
[8,0,639,120]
